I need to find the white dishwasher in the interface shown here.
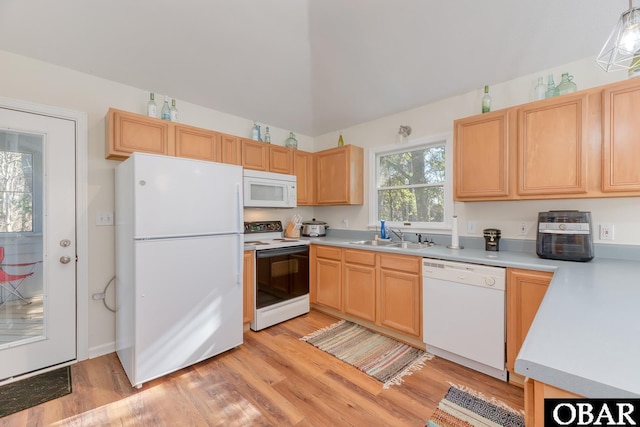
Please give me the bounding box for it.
[422,258,507,381]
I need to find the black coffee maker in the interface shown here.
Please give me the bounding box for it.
[483,228,501,251]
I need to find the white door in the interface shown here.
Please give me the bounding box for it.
[0,107,76,380]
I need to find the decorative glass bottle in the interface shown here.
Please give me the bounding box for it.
[534,77,546,101]
[251,122,259,140]
[170,99,178,122]
[338,132,344,147]
[264,126,271,144]
[556,73,577,95]
[481,85,491,113]
[161,96,171,120]
[285,132,298,149]
[545,74,559,98]
[147,93,157,118]
[380,220,387,239]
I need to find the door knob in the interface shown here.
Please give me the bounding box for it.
[60,239,71,247]
[60,256,71,264]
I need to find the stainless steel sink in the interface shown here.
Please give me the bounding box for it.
[349,240,395,246]
[389,241,434,250]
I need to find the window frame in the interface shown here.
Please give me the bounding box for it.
[368,133,453,232]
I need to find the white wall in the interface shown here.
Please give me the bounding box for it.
[0,49,314,357]
[313,56,640,245]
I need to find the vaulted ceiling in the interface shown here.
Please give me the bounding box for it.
[0,1,624,136]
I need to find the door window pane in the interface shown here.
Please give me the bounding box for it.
[0,130,44,348]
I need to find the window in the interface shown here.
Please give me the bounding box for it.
[0,130,43,234]
[0,151,33,232]
[370,134,452,230]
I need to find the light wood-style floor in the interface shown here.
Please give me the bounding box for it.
[0,310,524,426]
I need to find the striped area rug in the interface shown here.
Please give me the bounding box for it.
[426,384,525,427]
[300,320,433,389]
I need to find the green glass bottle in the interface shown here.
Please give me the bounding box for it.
[481,86,491,113]
[338,132,344,147]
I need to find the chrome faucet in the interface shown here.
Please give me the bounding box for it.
[390,228,404,241]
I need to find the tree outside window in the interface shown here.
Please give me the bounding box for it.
[0,151,33,232]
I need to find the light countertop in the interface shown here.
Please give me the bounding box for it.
[304,236,640,397]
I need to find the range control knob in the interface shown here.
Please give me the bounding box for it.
[484,276,496,286]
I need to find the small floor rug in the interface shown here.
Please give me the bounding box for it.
[426,384,525,427]
[300,319,433,389]
[0,366,72,418]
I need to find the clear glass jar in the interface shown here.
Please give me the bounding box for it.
[556,73,577,95]
[285,132,298,149]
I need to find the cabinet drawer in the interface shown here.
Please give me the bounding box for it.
[315,246,342,260]
[379,254,421,274]
[344,249,376,266]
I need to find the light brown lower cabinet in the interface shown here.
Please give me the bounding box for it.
[378,253,422,338]
[243,250,254,325]
[310,245,422,340]
[525,377,582,427]
[311,245,343,311]
[506,268,553,384]
[343,249,377,322]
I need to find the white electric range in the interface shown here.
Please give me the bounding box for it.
[244,221,310,331]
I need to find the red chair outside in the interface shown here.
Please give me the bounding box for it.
[0,247,41,308]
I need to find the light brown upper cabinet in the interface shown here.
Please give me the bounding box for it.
[316,145,364,205]
[174,124,220,162]
[293,150,315,205]
[454,110,511,200]
[106,108,174,160]
[517,93,588,196]
[241,138,269,171]
[602,78,640,192]
[268,145,293,174]
[220,133,241,165]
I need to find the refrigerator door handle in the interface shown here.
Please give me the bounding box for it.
[236,183,243,233]
[237,233,242,285]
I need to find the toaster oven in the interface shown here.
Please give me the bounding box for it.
[536,211,594,262]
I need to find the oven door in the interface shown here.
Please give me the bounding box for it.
[255,246,309,309]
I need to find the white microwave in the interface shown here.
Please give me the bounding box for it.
[243,169,297,208]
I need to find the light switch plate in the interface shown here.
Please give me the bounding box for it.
[96,211,114,226]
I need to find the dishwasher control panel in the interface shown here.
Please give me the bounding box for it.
[422,259,506,290]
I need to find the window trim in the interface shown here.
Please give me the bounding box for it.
[368,132,453,232]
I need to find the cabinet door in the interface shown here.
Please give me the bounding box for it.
[241,139,269,171]
[220,133,241,165]
[175,125,220,162]
[243,250,254,324]
[315,258,342,311]
[506,268,553,373]
[107,108,173,160]
[378,254,421,338]
[316,145,363,205]
[602,79,640,192]
[343,250,377,322]
[518,94,588,195]
[454,110,511,200]
[269,146,293,174]
[293,150,315,205]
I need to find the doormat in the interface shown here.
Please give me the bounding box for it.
[0,366,72,418]
[426,383,525,427]
[300,319,433,389]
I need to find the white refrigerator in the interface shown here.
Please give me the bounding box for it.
[115,152,244,388]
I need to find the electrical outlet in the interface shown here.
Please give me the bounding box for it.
[600,224,614,240]
[519,221,534,236]
[96,211,114,226]
[342,218,349,228]
[467,221,477,234]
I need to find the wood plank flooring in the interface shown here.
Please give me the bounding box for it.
[0,310,524,426]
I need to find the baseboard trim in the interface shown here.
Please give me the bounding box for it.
[88,341,115,359]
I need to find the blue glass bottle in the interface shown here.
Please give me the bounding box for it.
[380,220,387,239]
